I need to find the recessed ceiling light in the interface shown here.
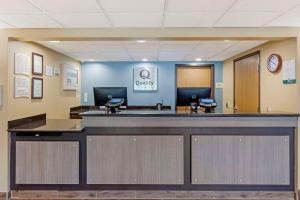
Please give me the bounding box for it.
[142,58,148,62]
[49,40,60,43]
[195,58,202,61]
[136,40,146,43]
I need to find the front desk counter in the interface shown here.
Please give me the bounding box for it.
[8,110,299,192]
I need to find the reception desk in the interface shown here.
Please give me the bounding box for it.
[8,110,298,192]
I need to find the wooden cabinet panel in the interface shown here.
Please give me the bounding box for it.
[136,136,184,184]
[192,136,240,184]
[16,141,79,184]
[87,136,136,184]
[192,135,290,185]
[239,136,290,185]
[87,135,184,185]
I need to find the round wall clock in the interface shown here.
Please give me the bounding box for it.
[267,54,282,73]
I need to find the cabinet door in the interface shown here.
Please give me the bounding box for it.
[239,136,290,185]
[87,135,184,185]
[16,141,79,184]
[136,136,184,184]
[191,135,290,185]
[87,136,136,184]
[192,136,240,184]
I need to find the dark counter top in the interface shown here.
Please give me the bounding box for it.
[8,119,84,133]
[80,109,300,117]
[8,110,300,133]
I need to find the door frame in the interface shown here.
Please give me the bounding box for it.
[175,64,215,99]
[233,51,261,112]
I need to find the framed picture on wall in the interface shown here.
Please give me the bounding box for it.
[62,64,79,91]
[32,52,43,75]
[31,77,43,99]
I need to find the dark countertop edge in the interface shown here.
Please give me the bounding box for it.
[80,113,300,117]
[7,129,84,133]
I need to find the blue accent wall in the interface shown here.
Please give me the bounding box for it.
[81,61,223,111]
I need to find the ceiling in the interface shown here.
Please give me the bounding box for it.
[38,40,268,62]
[0,0,300,28]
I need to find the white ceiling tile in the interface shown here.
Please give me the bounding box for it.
[98,52,131,61]
[0,14,61,28]
[73,51,131,61]
[167,0,236,11]
[268,13,300,26]
[51,13,110,28]
[159,44,196,52]
[185,41,238,59]
[38,40,267,62]
[30,0,102,13]
[0,20,13,28]
[0,0,42,14]
[159,41,199,45]
[212,41,267,60]
[100,0,164,12]
[215,11,281,27]
[164,12,223,27]
[126,44,159,53]
[129,51,158,61]
[87,45,125,52]
[109,13,163,27]
[267,5,300,26]
[123,40,160,46]
[158,52,187,61]
[231,0,300,12]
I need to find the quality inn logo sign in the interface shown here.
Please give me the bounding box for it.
[140,69,151,79]
[134,65,158,91]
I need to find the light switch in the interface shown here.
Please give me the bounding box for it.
[84,92,88,103]
[215,82,224,88]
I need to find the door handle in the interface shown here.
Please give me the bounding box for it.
[233,106,238,111]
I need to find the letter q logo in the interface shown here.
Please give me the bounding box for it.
[139,69,151,79]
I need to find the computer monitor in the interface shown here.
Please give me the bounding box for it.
[176,87,211,106]
[93,87,127,106]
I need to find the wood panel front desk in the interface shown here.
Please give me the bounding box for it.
[7,111,299,191]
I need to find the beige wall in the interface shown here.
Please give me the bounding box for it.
[7,41,81,120]
[223,38,298,113]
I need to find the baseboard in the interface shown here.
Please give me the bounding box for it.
[0,191,8,200]
[9,190,296,200]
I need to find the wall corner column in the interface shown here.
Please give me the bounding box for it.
[0,30,9,192]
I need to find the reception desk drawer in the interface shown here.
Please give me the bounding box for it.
[87,135,184,184]
[16,141,79,184]
[191,135,290,185]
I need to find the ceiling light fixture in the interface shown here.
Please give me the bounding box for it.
[195,58,202,61]
[142,58,148,62]
[136,40,146,43]
[49,40,60,43]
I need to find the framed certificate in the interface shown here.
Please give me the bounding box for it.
[31,77,43,99]
[62,64,79,91]
[32,52,43,75]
